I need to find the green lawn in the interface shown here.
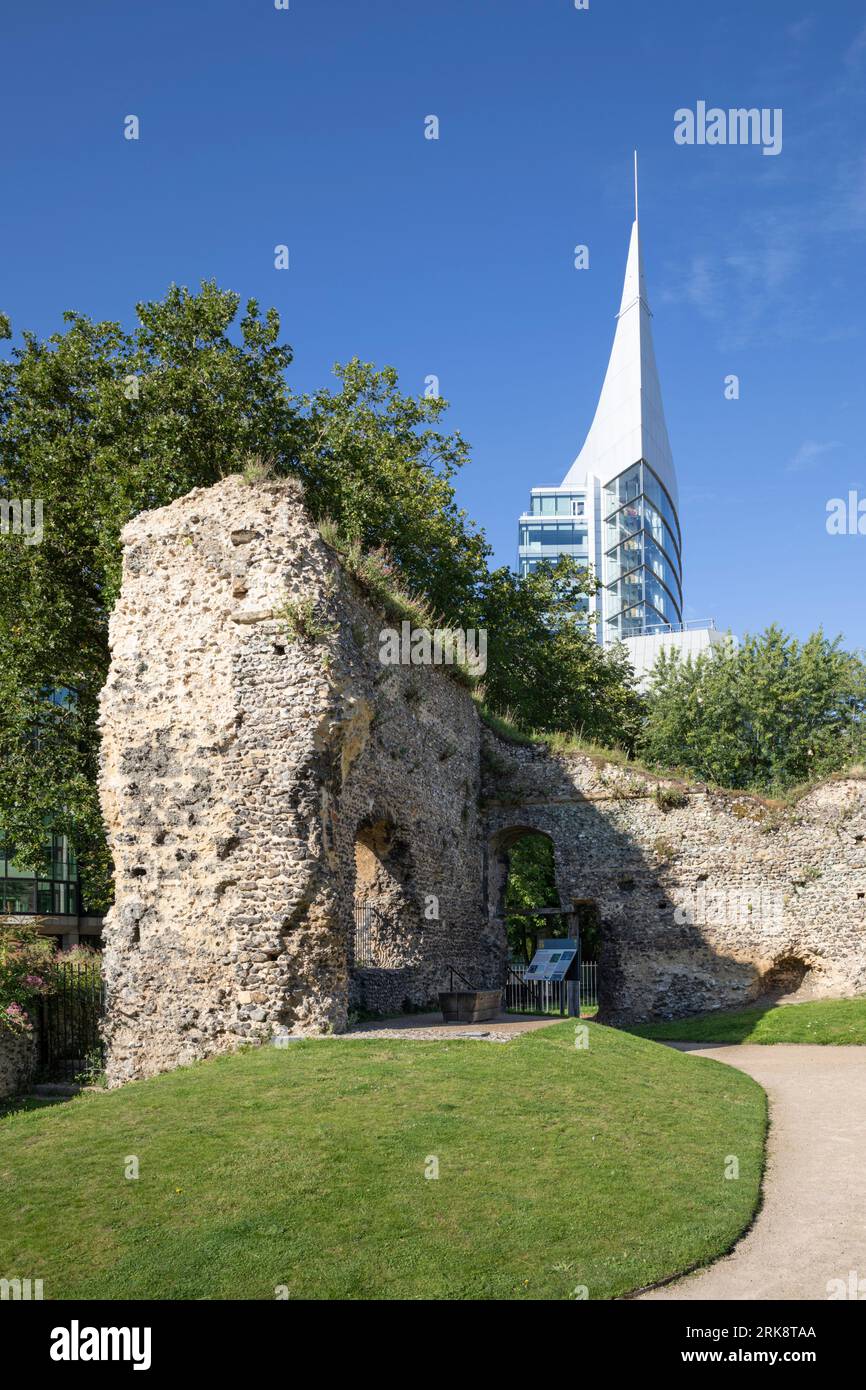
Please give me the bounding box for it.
[629,995,866,1045]
[0,1021,766,1301]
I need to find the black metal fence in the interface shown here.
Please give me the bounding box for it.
[38,962,105,1082]
[353,902,380,968]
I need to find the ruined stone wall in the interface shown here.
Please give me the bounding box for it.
[100,474,866,1085]
[482,733,866,1024]
[0,1027,36,1099]
[327,580,497,1018]
[100,477,496,1084]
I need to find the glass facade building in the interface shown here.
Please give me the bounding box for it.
[0,833,80,916]
[517,489,588,578]
[516,178,685,648]
[601,461,682,641]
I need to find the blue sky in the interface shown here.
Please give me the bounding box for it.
[3,1,866,646]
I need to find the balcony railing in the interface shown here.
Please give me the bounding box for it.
[628,618,717,638]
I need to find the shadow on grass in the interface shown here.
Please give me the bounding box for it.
[0,1093,72,1121]
[626,999,784,1044]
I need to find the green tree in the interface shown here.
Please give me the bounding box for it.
[294,361,490,625]
[0,283,298,907]
[503,833,561,963]
[478,556,643,748]
[639,626,866,792]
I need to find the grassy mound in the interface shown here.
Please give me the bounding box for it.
[629,995,866,1046]
[0,1021,765,1300]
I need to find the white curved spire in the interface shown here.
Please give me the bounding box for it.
[560,156,678,506]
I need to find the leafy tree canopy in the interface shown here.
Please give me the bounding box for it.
[478,557,642,746]
[295,361,490,624]
[503,833,561,964]
[639,626,866,793]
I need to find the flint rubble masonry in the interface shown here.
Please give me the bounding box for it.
[99,477,495,1085]
[0,1028,37,1099]
[99,477,866,1084]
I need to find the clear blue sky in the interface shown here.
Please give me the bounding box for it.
[4,1,865,646]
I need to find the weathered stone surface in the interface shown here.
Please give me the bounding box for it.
[483,739,866,1025]
[99,476,866,1085]
[0,1028,37,1098]
[99,477,495,1084]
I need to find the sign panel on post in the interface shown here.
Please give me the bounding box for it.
[524,944,578,982]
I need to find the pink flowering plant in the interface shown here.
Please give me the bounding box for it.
[0,921,57,1033]
[57,942,102,972]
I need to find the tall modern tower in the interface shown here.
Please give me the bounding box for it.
[517,156,721,676]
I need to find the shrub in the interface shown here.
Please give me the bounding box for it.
[278,595,336,644]
[652,836,677,863]
[640,626,866,793]
[655,786,689,812]
[57,942,103,972]
[0,922,56,1033]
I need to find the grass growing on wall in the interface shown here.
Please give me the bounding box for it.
[628,995,866,1045]
[0,1022,765,1300]
[317,518,480,690]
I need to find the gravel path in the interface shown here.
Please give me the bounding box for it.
[335,1010,564,1043]
[638,1044,866,1301]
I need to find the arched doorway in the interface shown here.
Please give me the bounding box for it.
[502,830,564,964]
[486,825,565,958]
[352,817,420,971]
[486,824,600,1015]
[349,816,429,1019]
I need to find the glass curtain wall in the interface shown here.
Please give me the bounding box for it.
[518,490,588,579]
[0,689,82,916]
[0,834,79,916]
[602,461,682,640]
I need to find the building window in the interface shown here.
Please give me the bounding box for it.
[519,523,588,550]
[601,460,683,639]
[0,833,81,917]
